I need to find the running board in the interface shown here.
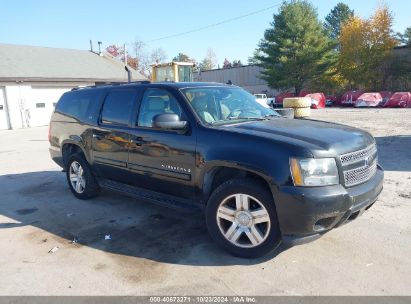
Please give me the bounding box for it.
[98,179,201,213]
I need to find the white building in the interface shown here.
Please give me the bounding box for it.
[0,43,146,130]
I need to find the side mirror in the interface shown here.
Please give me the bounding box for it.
[152,113,188,130]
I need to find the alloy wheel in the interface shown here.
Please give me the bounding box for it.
[216,193,271,248]
[69,161,86,194]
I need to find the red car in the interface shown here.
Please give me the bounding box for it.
[355,92,383,107]
[305,92,326,109]
[274,91,295,106]
[384,92,411,108]
[340,90,365,106]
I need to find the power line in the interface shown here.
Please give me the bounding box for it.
[147,3,281,43]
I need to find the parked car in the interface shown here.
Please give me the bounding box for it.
[325,95,339,107]
[384,92,411,108]
[274,91,295,106]
[49,82,384,258]
[303,92,326,109]
[298,90,311,97]
[379,91,393,107]
[253,93,273,108]
[355,92,383,107]
[340,90,365,106]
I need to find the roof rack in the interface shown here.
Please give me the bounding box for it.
[127,80,151,84]
[70,80,151,91]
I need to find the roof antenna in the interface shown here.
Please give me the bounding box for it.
[98,41,103,56]
[89,40,94,53]
[125,66,131,83]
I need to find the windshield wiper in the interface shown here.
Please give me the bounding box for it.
[238,116,268,120]
[212,116,272,125]
[264,114,281,119]
[229,116,267,121]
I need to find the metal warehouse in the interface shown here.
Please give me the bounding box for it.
[0,43,145,130]
[193,65,279,97]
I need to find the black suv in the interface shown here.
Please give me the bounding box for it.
[49,82,383,258]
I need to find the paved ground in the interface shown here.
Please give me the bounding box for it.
[0,108,410,295]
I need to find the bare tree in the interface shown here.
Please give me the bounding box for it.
[131,39,145,59]
[130,39,150,75]
[223,58,232,68]
[150,48,167,64]
[206,48,217,68]
[199,48,218,70]
[106,39,168,78]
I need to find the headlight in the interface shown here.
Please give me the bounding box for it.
[290,158,339,186]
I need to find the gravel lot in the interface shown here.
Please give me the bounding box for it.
[0,108,410,295]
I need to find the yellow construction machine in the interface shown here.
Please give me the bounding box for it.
[151,62,194,82]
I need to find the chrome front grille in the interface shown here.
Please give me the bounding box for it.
[343,160,377,187]
[340,144,377,166]
[340,144,378,187]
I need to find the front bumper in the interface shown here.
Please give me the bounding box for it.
[274,165,384,239]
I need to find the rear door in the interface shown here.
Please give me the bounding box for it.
[91,88,140,183]
[127,87,197,199]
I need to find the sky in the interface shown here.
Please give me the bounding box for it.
[1,0,410,66]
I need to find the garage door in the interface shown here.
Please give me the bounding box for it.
[28,87,70,127]
[0,87,9,130]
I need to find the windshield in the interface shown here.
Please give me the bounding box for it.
[181,87,280,125]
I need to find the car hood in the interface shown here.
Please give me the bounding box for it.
[220,118,375,157]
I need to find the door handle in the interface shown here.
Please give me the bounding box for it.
[130,137,143,146]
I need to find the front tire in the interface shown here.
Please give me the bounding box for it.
[66,153,100,199]
[206,178,281,258]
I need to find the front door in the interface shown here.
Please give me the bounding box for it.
[91,88,139,183]
[127,87,197,199]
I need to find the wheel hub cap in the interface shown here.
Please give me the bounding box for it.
[236,211,252,227]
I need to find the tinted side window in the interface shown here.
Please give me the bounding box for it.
[101,89,137,126]
[137,88,184,127]
[55,90,97,121]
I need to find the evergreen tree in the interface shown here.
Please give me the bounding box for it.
[173,53,193,62]
[404,27,411,45]
[324,3,354,42]
[256,0,335,94]
[232,60,243,67]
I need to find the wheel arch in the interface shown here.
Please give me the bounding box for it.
[61,139,90,170]
[200,162,277,206]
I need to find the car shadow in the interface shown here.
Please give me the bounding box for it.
[375,135,411,172]
[0,170,289,266]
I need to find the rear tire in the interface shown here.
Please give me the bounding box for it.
[66,153,100,199]
[206,178,281,258]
